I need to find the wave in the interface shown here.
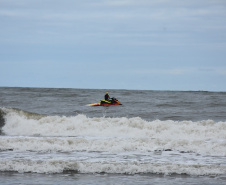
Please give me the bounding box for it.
[0,160,225,175]
[1,108,226,176]
[1,135,226,157]
[0,109,5,134]
[0,108,226,157]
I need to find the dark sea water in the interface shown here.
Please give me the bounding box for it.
[0,87,226,185]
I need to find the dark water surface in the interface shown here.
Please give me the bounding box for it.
[1,87,226,121]
[1,172,226,185]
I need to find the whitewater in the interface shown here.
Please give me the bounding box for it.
[0,87,226,184]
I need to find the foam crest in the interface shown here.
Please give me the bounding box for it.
[0,160,225,175]
[1,136,226,157]
[2,108,226,138]
[1,108,226,156]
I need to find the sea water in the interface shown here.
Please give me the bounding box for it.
[0,87,226,184]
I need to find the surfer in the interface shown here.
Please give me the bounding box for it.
[105,92,110,101]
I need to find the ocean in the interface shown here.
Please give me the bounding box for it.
[0,87,226,185]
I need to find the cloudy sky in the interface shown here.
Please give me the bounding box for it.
[0,0,226,91]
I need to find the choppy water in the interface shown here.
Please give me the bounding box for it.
[0,87,226,184]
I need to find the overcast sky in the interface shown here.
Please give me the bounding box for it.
[0,0,226,91]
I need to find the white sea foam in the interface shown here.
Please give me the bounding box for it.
[1,135,226,157]
[0,160,225,175]
[1,109,226,176]
[1,108,226,156]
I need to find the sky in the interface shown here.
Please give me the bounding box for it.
[0,0,226,91]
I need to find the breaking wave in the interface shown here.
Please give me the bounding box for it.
[0,160,225,175]
[1,108,226,175]
[1,107,226,156]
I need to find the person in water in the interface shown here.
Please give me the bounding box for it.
[105,92,110,101]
